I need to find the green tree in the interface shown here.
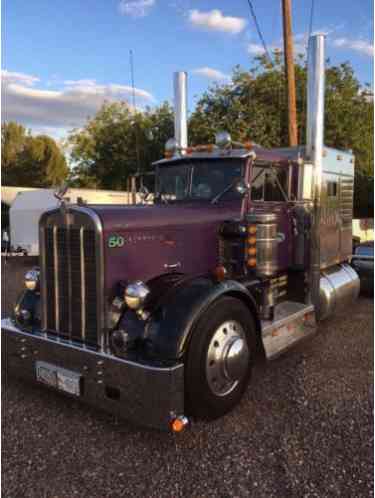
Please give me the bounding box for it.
[189,52,373,216]
[68,102,174,189]
[2,122,69,187]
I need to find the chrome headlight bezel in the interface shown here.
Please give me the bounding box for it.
[24,268,40,291]
[124,281,150,310]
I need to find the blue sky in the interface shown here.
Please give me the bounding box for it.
[2,0,373,140]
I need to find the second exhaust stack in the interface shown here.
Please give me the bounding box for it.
[174,72,188,150]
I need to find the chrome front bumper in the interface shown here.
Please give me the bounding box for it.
[2,318,184,431]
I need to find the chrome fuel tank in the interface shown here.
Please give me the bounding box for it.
[246,213,279,277]
[319,263,360,320]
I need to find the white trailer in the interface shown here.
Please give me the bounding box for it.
[7,188,139,256]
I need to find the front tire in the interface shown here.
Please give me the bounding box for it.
[185,296,257,420]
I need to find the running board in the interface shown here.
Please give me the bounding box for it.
[261,301,316,360]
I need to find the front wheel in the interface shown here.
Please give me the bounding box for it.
[185,296,257,420]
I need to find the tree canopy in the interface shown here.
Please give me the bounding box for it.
[68,102,174,189]
[2,122,69,187]
[189,52,373,177]
[188,52,373,217]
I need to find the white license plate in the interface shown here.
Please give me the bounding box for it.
[36,361,81,396]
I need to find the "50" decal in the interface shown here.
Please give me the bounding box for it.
[108,235,125,248]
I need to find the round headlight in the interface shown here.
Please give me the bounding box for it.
[124,281,150,310]
[25,268,40,291]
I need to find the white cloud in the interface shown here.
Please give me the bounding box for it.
[2,70,155,135]
[247,33,316,58]
[193,67,231,82]
[119,0,155,17]
[189,9,246,35]
[2,70,40,87]
[247,43,267,55]
[333,37,373,56]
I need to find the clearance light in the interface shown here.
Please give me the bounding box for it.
[248,225,257,235]
[171,415,189,433]
[213,265,228,282]
[248,236,256,245]
[248,258,257,267]
[248,247,257,256]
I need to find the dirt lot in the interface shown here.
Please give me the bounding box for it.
[2,257,374,497]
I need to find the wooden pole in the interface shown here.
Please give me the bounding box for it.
[282,0,298,146]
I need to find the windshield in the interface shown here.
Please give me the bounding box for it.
[156,159,244,202]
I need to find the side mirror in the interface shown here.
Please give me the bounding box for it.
[235,179,250,196]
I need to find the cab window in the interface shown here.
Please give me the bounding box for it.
[251,164,288,202]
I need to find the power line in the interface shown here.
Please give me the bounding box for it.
[245,0,274,66]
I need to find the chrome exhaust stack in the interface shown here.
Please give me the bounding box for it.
[306,33,326,314]
[173,71,188,151]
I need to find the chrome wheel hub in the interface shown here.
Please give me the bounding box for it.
[206,320,249,396]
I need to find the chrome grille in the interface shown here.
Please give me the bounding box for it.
[41,208,103,350]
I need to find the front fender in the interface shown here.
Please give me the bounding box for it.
[144,276,260,361]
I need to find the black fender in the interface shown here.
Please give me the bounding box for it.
[144,276,260,361]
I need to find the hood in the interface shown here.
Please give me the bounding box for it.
[91,202,242,296]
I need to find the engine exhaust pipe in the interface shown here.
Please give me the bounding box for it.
[306,33,325,165]
[306,33,326,314]
[173,72,188,150]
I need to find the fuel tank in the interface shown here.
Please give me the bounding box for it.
[319,263,360,320]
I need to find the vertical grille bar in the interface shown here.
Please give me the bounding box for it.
[83,230,98,346]
[45,227,56,330]
[53,226,60,332]
[80,227,86,342]
[57,228,69,336]
[70,228,83,341]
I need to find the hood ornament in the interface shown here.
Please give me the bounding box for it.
[54,183,69,203]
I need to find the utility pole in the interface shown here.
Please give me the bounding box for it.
[281,0,298,146]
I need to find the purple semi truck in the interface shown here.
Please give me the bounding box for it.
[2,35,360,432]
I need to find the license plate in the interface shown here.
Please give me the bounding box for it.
[36,361,81,396]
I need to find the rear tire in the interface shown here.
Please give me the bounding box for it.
[185,296,257,420]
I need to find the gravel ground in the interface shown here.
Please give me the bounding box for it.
[2,257,374,497]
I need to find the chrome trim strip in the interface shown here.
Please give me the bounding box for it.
[2,318,182,374]
[39,219,48,333]
[80,226,86,343]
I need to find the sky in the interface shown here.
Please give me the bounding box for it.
[2,0,374,141]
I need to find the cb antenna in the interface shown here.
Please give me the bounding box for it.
[130,49,141,177]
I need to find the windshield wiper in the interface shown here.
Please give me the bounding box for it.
[211,178,238,205]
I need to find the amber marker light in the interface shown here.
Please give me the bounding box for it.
[171,416,189,433]
[248,236,257,245]
[248,247,257,256]
[213,265,227,281]
[248,258,257,267]
[248,225,257,235]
